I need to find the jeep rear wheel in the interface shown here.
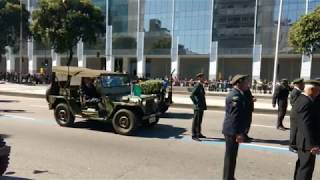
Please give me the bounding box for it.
[0,139,9,176]
[54,103,75,127]
[112,109,138,136]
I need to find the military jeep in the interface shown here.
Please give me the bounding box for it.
[46,66,161,136]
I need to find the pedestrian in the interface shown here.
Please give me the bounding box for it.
[222,74,250,180]
[289,78,304,152]
[292,80,320,180]
[190,73,207,141]
[243,88,256,142]
[272,79,291,130]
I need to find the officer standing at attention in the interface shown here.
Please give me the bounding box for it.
[289,78,304,152]
[272,79,291,130]
[292,80,320,180]
[190,73,207,141]
[222,74,250,180]
[243,88,256,142]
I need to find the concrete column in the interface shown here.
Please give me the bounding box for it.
[5,46,15,72]
[299,0,312,80]
[171,36,179,78]
[209,41,218,80]
[252,44,262,81]
[300,54,312,80]
[78,55,87,68]
[27,39,37,74]
[77,40,85,67]
[123,57,130,73]
[51,49,61,67]
[106,56,115,72]
[137,32,145,77]
[105,26,113,71]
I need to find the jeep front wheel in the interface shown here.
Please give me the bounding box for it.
[54,103,75,127]
[112,109,138,136]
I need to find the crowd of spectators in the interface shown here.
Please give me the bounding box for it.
[171,77,273,94]
[0,72,51,85]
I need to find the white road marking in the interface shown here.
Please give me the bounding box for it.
[3,114,35,120]
[29,105,48,108]
[251,124,275,129]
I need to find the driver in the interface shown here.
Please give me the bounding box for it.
[81,77,107,117]
[81,77,99,102]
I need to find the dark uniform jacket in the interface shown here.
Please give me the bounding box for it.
[314,96,320,145]
[272,84,290,105]
[244,89,254,112]
[222,88,250,136]
[292,94,319,150]
[190,82,207,110]
[290,88,302,106]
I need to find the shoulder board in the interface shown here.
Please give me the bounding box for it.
[232,96,240,101]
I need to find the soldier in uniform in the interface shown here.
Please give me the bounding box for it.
[222,74,250,180]
[190,73,207,141]
[243,88,256,142]
[289,78,304,152]
[272,79,291,130]
[292,80,320,180]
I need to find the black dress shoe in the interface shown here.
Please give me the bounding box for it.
[192,136,201,142]
[277,126,289,131]
[244,137,253,143]
[198,134,207,138]
[289,147,297,153]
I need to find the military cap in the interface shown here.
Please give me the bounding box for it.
[304,80,320,86]
[230,74,249,85]
[315,77,320,81]
[281,78,288,83]
[196,73,204,78]
[292,78,304,84]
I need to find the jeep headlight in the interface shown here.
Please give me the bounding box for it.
[142,100,147,106]
[154,98,159,104]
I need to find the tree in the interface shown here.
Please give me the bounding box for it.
[0,0,30,63]
[31,0,105,66]
[288,7,320,55]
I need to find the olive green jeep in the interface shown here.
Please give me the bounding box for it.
[46,66,161,136]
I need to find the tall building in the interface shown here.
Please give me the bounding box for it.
[1,0,320,81]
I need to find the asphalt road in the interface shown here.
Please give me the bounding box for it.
[0,95,319,180]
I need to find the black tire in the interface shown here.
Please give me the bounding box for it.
[160,105,169,114]
[112,109,138,136]
[54,103,75,127]
[0,139,9,176]
[0,155,9,176]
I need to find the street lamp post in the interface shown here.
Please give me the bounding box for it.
[272,0,283,94]
[19,0,23,83]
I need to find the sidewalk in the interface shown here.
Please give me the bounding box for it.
[0,82,287,114]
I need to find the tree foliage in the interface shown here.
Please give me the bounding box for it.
[31,0,105,65]
[288,7,320,54]
[0,0,30,56]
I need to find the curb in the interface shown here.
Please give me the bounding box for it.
[0,91,282,115]
[0,91,45,99]
[173,91,273,100]
[171,103,283,115]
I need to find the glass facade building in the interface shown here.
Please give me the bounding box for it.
[2,0,320,81]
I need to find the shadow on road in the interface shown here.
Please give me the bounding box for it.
[0,110,25,113]
[252,138,289,146]
[0,176,33,180]
[73,120,113,133]
[161,112,193,120]
[0,134,11,139]
[0,100,19,103]
[135,124,187,139]
[72,120,187,139]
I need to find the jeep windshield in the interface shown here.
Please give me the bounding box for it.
[100,75,130,88]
